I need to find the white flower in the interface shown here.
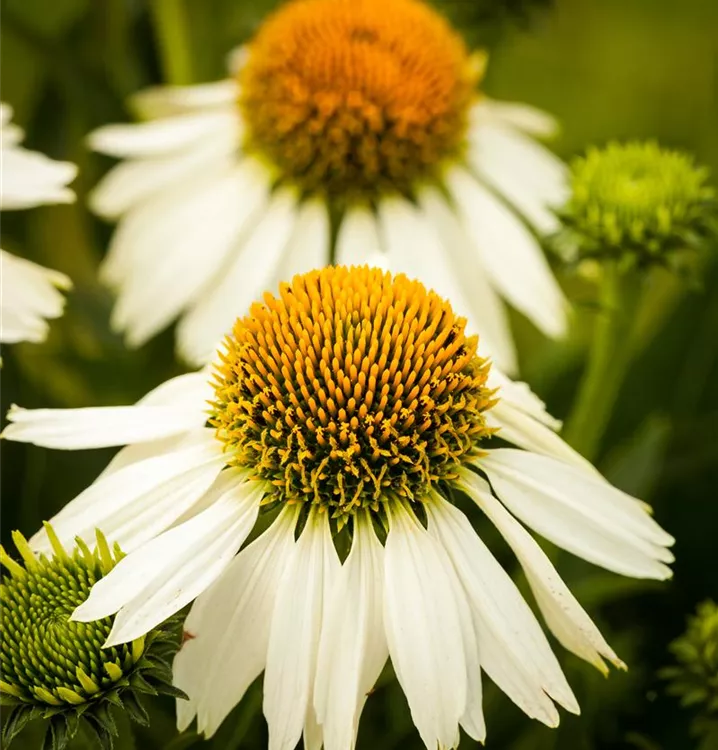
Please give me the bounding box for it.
[1,103,76,344]
[2,267,672,749]
[0,251,73,344]
[88,0,568,372]
[1,103,77,210]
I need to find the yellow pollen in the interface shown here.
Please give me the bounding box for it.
[239,0,480,198]
[211,266,495,516]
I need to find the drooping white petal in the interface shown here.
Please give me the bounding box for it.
[109,159,271,347]
[446,165,568,338]
[0,250,71,344]
[0,147,77,209]
[130,80,239,119]
[467,117,568,234]
[1,403,204,449]
[417,188,517,372]
[174,507,298,736]
[477,449,674,578]
[335,205,385,266]
[314,513,388,750]
[271,198,330,286]
[487,369,561,430]
[383,503,468,750]
[426,494,577,726]
[88,111,239,158]
[89,133,239,220]
[459,469,624,674]
[29,429,225,554]
[73,470,264,645]
[177,187,298,366]
[471,99,560,139]
[264,511,340,750]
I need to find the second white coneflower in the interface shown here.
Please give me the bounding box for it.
[3,266,672,750]
[89,0,568,372]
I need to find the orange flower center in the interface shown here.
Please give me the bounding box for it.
[211,266,494,516]
[239,0,480,199]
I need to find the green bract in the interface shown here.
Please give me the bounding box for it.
[662,601,718,725]
[0,526,184,750]
[555,141,717,266]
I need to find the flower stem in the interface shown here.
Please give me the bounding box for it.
[149,0,195,85]
[563,262,636,461]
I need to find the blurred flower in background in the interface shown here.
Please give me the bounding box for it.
[0,526,183,750]
[1,103,75,345]
[89,0,567,372]
[3,267,673,748]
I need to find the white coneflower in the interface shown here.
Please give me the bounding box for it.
[89,0,568,372]
[1,103,76,345]
[3,266,671,749]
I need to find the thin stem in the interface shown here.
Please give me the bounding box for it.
[149,0,196,85]
[563,262,636,461]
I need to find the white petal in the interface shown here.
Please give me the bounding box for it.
[471,99,561,139]
[314,514,388,750]
[487,398,598,475]
[89,132,238,220]
[272,198,330,284]
[467,116,568,234]
[447,165,568,338]
[1,147,76,209]
[383,504,467,750]
[136,369,214,408]
[2,402,205,449]
[109,159,271,347]
[417,188,517,372]
[487,369,561,430]
[264,511,340,750]
[460,469,624,673]
[335,206,385,266]
[176,507,298,736]
[426,494,576,725]
[130,80,239,119]
[177,187,298,366]
[74,470,264,645]
[478,449,674,578]
[88,111,239,158]
[29,429,225,554]
[1,250,71,344]
[378,196,485,334]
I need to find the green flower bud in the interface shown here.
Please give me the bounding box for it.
[554,141,717,268]
[662,601,718,733]
[0,525,184,750]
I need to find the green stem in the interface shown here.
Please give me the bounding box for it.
[149,0,196,85]
[563,262,636,461]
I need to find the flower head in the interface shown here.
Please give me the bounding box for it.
[2,267,673,749]
[0,526,182,750]
[555,141,717,266]
[240,0,478,198]
[88,0,568,370]
[212,266,494,515]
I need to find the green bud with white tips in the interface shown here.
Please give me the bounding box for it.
[554,141,717,269]
[0,525,184,750]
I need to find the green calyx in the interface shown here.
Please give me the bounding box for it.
[554,141,717,267]
[662,601,718,726]
[0,526,184,750]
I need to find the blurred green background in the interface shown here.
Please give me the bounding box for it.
[1,0,717,748]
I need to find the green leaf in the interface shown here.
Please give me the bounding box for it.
[121,693,150,727]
